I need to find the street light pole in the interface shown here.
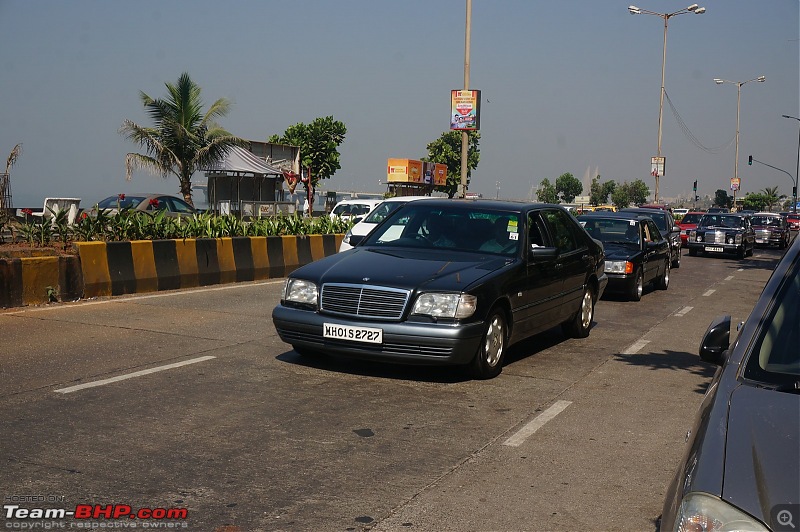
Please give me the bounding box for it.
[713,76,766,210]
[459,0,472,199]
[783,114,800,213]
[628,4,706,204]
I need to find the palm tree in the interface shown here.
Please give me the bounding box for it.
[762,186,781,212]
[120,73,246,207]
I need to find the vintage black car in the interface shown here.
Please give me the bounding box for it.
[687,213,755,258]
[750,212,790,249]
[578,212,670,301]
[660,221,800,532]
[272,199,608,379]
[620,207,682,268]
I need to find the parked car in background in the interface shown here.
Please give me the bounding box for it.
[784,211,800,231]
[751,212,790,249]
[676,212,705,247]
[339,195,436,252]
[672,208,689,217]
[578,212,670,301]
[620,207,681,268]
[706,207,730,213]
[660,232,800,532]
[273,199,607,379]
[329,199,382,221]
[93,193,196,216]
[687,213,755,259]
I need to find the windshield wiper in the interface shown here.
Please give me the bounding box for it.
[774,381,800,393]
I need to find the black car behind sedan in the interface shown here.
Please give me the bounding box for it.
[620,207,682,269]
[272,199,608,379]
[579,212,671,301]
[660,218,800,532]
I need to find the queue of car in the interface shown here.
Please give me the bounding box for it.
[270,197,798,529]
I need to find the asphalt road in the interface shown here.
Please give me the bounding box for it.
[0,246,785,532]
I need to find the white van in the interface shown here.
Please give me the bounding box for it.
[339,196,438,252]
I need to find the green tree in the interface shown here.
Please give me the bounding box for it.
[120,72,246,207]
[714,189,733,208]
[555,172,583,203]
[626,179,650,206]
[537,178,559,203]
[741,192,770,212]
[761,186,782,211]
[269,116,347,193]
[611,186,631,209]
[423,131,480,198]
[589,175,616,205]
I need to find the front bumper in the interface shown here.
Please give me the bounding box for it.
[602,272,637,294]
[272,305,486,365]
[686,241,744,255]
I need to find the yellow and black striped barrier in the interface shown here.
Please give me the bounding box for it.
[75,235,343,299]
[0,235,343,308]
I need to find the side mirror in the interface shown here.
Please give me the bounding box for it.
[349,235,365,247]
[699,315,731,366]
[672,225,681,234]
[529,246,558,261]
[352,216,365,224]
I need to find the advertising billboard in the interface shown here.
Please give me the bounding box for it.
[450,90,481,131]
[387,159,423,183]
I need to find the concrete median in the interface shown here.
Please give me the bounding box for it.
[0,234,343,308]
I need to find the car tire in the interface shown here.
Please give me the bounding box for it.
[655,260,670,290]
[737,247,746,259]
[563,285,594,339]
[672,247,681,268]
[469,308,507,380]
[628,269,643,301]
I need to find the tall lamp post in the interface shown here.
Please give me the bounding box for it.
[713,76,766,210]
[628,4,706,204]
[783,114,800,213]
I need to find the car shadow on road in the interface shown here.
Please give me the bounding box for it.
[613,349,717,395]
[275,350,473,383]
[275,325,575,383]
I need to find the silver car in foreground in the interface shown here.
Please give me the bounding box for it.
[660,235,800,531]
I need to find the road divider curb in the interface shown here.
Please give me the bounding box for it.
[0,235,343,308]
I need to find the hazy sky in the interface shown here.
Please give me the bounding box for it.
[1,0,798,209]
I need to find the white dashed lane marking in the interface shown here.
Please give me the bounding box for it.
[503,400,572,447]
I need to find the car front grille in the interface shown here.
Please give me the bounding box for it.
[703,231,726,244]
[320,283,410,320]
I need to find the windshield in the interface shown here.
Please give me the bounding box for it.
[744,258,800,382]
[751,216,781,226]
[699,214,744,229]
[332,203,373,217]
[362,203,521,256]
[680,213,702,225]
[580,218,640,245]
[362,201,405,224]
[97,195,146,209]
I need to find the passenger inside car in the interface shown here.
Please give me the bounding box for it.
[479,217,513,253]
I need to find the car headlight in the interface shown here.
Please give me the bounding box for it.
[282,278,318,306]
[342,229,353,244]
[412,293,477,319]
[604,260,633,274]
[690,230,697,239]
[673,492,769,532]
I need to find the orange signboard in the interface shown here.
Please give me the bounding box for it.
[387,158,423,183]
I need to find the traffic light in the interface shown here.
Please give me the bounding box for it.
[693,180,697,191]
[748,155,753,165]
[695,195,700,201]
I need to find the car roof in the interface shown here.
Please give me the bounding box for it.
[392,198,558,212]
[620,207,669,215]
[334,198,383,205]
[381,195,439,203]
[577,211,651,222]
[754,212,781,216]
